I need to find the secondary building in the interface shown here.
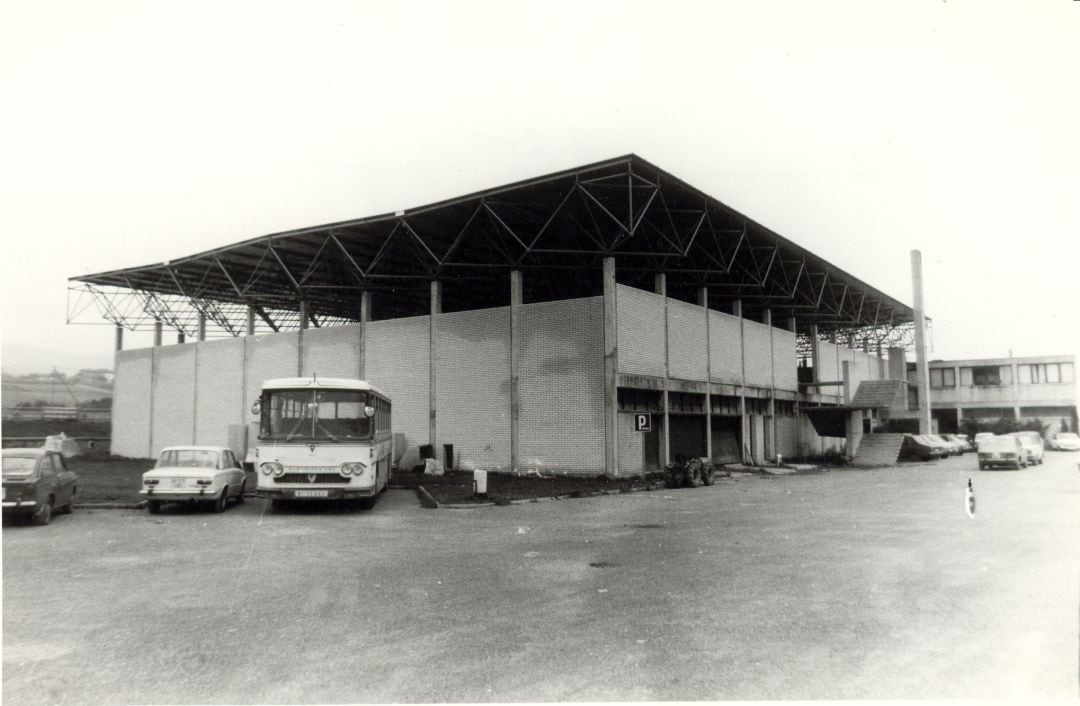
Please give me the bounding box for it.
[68,155,920,474]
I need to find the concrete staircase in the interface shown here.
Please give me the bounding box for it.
[852,433,906,467]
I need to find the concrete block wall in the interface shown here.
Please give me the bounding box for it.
[111,349,153,458]
[816,341,842,383]
[194,338,246,449]
[617,412,646,475]
[301,324,362,379]
[434,307,511,470]
[365,316,430,452]
[151,346,197,453]
[709,310,743,384]
[776,416,800,458]
[242,333,299,421]
[772,329,798,392]
[743,320,773,388]
[519,297,605,473]
[667,299,708,381]
[616,285,665,377]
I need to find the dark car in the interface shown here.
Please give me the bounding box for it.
[899,435,949,462]
[2,449,78,525]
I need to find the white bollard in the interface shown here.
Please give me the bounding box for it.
[473,469,488,495]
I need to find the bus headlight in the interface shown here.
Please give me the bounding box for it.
[341,462,366,476]
[260,461,283,476]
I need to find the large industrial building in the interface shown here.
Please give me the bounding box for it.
[69,155,921,474]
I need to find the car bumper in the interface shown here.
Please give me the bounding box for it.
[256,487,377,500]
[141,488,218,500]
[2,500,38,511]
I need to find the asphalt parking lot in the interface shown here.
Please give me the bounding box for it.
[4,451,1078,703]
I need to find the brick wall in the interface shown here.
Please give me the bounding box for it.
[151,345,196,456]
[519,297,605,474]
[435,307,511,470]
[301,324,362,379]
[743,320,773,388]
[668,299,708,382]
[772,328,798,392]
[709,311,743,384]
[617,412,646,475]
[194,338,245,448]
[112,349,153,458]
[365,315,430,451]
[616,284,666,377]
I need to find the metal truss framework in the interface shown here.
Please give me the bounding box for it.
[69,155,918,343]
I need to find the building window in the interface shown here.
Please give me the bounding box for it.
[930,369,943,388]
[960,367,973,386]
[1018,364,1037,384]
[970,365,1002,386]
[929,368,956,388]
[1044,364,1061,383]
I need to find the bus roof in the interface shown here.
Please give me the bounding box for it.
[260,377,389,398]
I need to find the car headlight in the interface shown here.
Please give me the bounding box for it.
[260,461,284,476]
[340,462,366,476]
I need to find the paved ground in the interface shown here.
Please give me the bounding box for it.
[4,452,1078,703]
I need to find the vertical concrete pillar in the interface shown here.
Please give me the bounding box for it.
[888,346,907,381]
[153,321,163,347]
[809,324,821,384]
[114,324,124,352]
[655,273,670,467]
[298,300,310,331]
[842,360,853,404]
[787,317,796,333]
[764,308,776,462]
[197,313,207,341]
[296,300,308,376]
[602,258,619,476]
[246,307,256,336]
[358,290,372,379]
[733,299,749,463]
[699,287,713,460]
[510,271,523,473]
[429,281,442,450]
[911,250,932,434]
[846,409,864,459]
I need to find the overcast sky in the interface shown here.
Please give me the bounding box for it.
[2,0,1078,374]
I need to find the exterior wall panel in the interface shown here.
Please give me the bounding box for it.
[243,333,299,418]
[816,341,842,384]
[300,325,362,379]
[743,321,773,388]
[776,416,800,458]
[435,308,511,470]
[194,338,245,448]
[112,349,153,458]
[667,299,707,382]
[617,412,645,475]
[520,297,605,474]
[151,346,196,456]
[772,329,798,392]
[616,285,666,378]
[709,311,743,384]
[365,316,430,451]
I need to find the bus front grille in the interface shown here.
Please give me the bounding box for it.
[274,474,349,484]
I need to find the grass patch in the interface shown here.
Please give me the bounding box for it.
[392,468,667,505]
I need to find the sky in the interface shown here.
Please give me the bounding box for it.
[2,0,1078,374]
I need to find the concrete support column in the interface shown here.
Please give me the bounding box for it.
[911,250,932,434]
[153,321,163,347]
[846,409,864,459]
[298,300,310,331]
[764,308,776,462]
[699,287,713,460]
[602,258,619,476]
[809,324,821,384]
[114,324,124,352]
[842,360,853,404]
[888,346,907,381]
[246,307,256,336]
[358,290,372,379]
[787,317,797,333]
[510,271,523,473]
[429,281,442,450]
[734,299,749,463]
[655,273,670,468]
[197,313,207,341]
[297,300,309,376]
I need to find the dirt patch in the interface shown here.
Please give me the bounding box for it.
[394,469,667,505]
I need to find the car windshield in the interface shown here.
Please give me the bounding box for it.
[2,456,38,476]
[157,449,219,468]
[261,388,372,441]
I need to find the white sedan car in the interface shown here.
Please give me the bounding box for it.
[1049,432,1080,451]
[141,446,247,514]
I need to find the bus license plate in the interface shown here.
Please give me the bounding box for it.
[294,490,328,498]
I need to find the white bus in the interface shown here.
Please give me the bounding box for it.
[252,377,392,509]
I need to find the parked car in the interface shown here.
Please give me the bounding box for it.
[973,432,995,451]
[899,435,949,462]
[1007,431,1045,465]
[1048,432,1080,451]
[926,434,962,455]
[141,446,247,514]
[978,435,1027,470]
[2,448,78,525]
[943,434,973,453]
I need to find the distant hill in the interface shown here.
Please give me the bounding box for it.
[1,343,113,376]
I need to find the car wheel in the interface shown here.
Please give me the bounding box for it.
[212,488,228,513]
[31,498,53,526]
[236,481,246,504]
[147,500,162,514]
[60,489,75,515]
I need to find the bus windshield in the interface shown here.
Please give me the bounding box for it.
[261,388,372,442]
